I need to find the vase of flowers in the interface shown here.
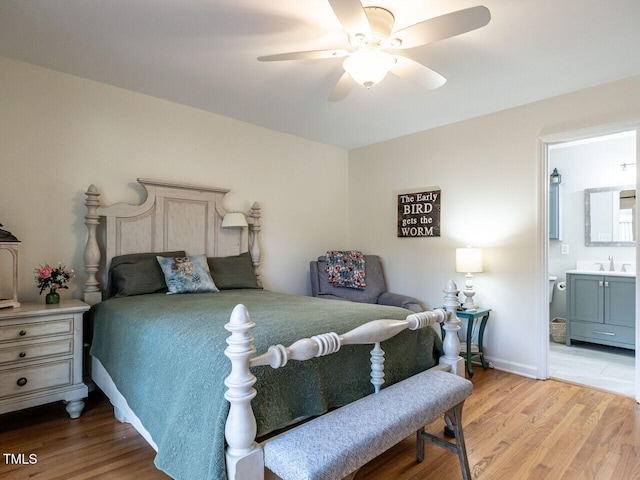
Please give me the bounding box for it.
[45,290,60,304]
[35,262,74,304]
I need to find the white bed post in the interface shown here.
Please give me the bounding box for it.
[84,185,102,306]
[248,202,262,287]
[440,280,465,377]
[370,343,385,393]
[224,304,264,480]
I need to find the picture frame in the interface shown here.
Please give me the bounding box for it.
[397,189,441,238]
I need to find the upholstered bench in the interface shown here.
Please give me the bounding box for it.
[263,369,473,480]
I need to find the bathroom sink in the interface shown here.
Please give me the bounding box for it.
[567,260,636,277]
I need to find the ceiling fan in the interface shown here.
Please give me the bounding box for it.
[258,0,491,101]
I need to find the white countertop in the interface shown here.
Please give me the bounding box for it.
[565,269,635,278]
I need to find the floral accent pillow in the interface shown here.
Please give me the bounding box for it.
[156,255,219,294]
[325,250,366,290]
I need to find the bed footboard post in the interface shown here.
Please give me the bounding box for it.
[370,342,385,393]
[84,185,102,306]
[439,280,465,377]
[224,304,264,480]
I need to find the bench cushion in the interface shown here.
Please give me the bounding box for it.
[263,369,473,480]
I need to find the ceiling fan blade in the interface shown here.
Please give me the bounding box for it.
[328,0,370,36]
[392,5,491,49]
[390,56,446,89]
[258,49,349,62]
[328,72,355,102]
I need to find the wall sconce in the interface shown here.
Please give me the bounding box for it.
[455,246,483,311]
[221,212,248,228]
[0,223,21,309]
[550,168,561,184]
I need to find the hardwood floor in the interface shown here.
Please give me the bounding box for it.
[0,392,170,480]
[357,369,640,480]
[1,368,638,480]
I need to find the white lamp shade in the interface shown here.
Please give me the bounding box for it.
[221,212,248,228]
[343,51,395,88]
[456,247,483,273]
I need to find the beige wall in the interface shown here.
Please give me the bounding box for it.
[348,74,640,378]
[3,54,640,379]
[0,57,348,302]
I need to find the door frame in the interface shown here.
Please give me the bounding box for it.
[537,119,640,402]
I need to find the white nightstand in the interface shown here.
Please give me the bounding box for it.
[0,300,89,418]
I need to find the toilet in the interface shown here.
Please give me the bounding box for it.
[549,276,557,303]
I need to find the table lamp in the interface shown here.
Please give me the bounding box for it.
[455,246,483,310]
[221,212,248,228]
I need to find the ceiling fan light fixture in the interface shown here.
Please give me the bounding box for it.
[343,51,395,88]
[364,7,394,39]
[350,7,395,49]
[258,2,491,100]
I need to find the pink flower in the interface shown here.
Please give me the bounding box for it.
[34,262,74,295]
[39,267,53,279]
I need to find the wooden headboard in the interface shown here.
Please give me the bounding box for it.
[83,178,261,305]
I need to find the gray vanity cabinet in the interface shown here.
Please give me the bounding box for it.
[566,273,635,350]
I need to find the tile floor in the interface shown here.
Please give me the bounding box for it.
[549,339,635,397]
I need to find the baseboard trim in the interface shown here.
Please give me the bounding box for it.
[484,356,538,379]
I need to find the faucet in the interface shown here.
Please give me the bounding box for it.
[622,263,632,272]
[608,255,615,272]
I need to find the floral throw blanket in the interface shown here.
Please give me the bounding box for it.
[325,250,366,289]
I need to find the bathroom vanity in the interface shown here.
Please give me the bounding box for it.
[566,270,635,350]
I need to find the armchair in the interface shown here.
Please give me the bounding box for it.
[310,254,422,312]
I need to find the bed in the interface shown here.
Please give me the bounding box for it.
[83,178,465,480]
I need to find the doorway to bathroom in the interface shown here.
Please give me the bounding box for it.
[544,127,637,398]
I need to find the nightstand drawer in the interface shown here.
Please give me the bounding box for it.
[0,338,73,366]
[0,318,73,343]
[0,360,72,399]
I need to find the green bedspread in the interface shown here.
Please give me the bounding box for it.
[90,290,443,480]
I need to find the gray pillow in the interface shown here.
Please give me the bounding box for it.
[107,250,186,298]
[207,252,261,290]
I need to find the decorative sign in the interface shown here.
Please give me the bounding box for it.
[397,189,441,237]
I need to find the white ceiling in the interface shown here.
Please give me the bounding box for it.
[1,0,640,150]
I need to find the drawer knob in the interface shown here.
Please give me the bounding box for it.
[19,351,26,358]
[16,377,28,387]
[19,330,27,336]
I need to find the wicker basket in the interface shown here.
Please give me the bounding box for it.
[550,317,566,344]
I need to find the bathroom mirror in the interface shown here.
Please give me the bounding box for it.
[585,185,636,246]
